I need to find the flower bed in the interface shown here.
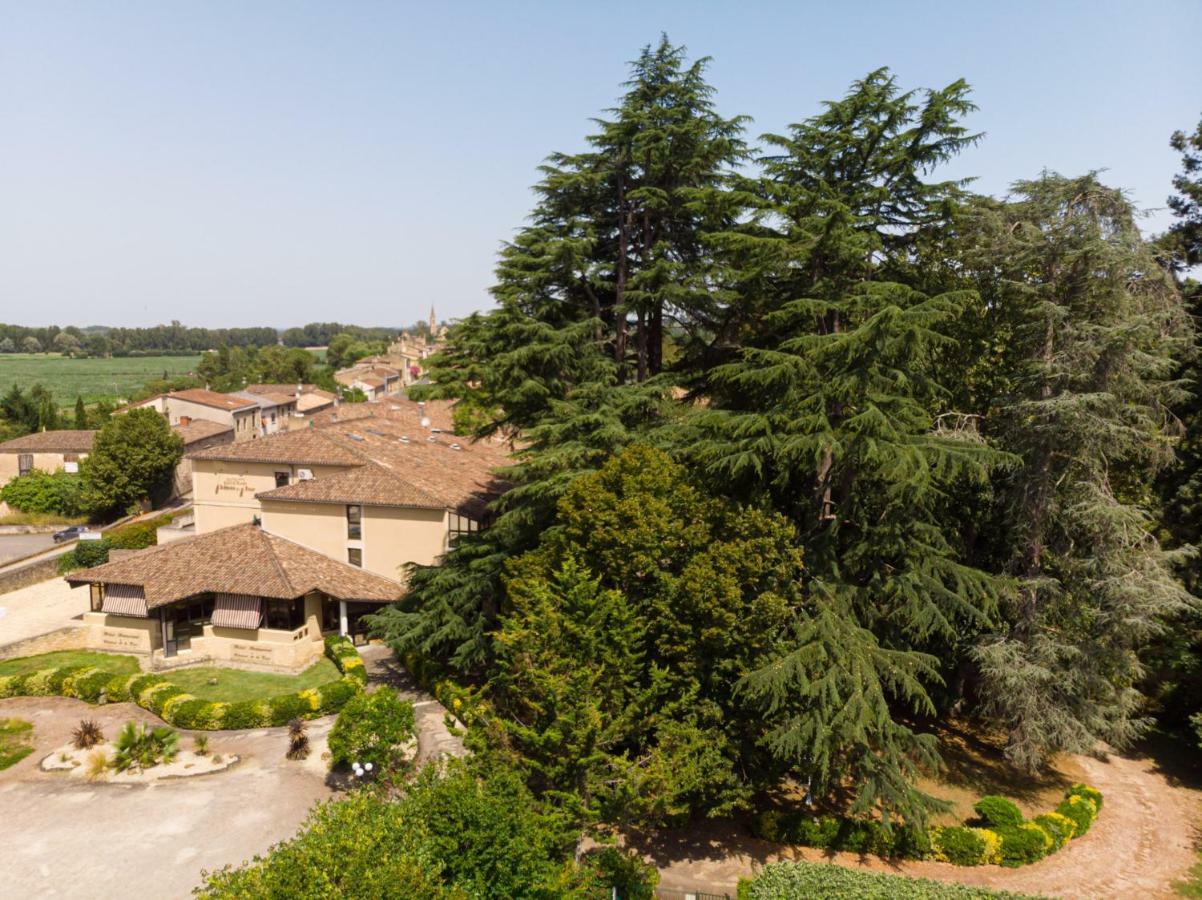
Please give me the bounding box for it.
[0,636,366,731]
[752,783,1103,868]
[737,860,1041,899]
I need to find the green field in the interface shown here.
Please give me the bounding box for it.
[0,353,202,403]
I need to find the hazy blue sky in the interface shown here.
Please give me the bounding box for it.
[2,1,1199,328]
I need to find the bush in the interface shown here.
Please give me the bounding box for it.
[1067,782,1103,811]
[327,689,415,773]
[741,860,1040,898]
[1055,793,1098,836]
[112,721,179,771]
[1033,812,1075,850]
[198,762,578,899]
[993,823,1051,867]
[324,635,367,684]
[57,538,111,573]
[0,639,368,730]
[973,795,1024,828]
[0,469,86,516]
[931,826,1001,866]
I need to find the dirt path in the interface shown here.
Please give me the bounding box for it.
[636,750,1200,899]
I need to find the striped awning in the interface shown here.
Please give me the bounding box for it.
[101,583,148,618]
[211,593,262,630]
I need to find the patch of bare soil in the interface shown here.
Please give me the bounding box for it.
[630,740,1202,899]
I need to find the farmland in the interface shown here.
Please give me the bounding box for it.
[0,353,202,403]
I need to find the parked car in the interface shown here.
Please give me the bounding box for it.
[52,525,91,543]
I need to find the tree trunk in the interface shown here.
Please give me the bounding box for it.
[615,167,629,381]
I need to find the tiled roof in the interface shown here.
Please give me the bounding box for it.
[232,390,295,409]
[168,389,259,412]
[191,398,508,516]
[65,522,404,608]
[0,430,96,453]
[172,420,234,446]
[258,460,444,509]
[187,429,368,466]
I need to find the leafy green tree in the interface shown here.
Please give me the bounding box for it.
[0,469,86,516]
[81,408,183,517]
[1162,114,1202,271]
[0,337,14,353]
[73,396,88,430]
[963,174,1193,768]
[21,336,41,353]
[0,385,38,433]
[487,446,800,827]
[197,761,639,899]
[327,690,415,773]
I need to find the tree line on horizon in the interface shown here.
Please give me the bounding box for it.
[364,34,1202,834]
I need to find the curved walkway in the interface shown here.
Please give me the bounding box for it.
[638,749,1200,899]
[359,643,466,764]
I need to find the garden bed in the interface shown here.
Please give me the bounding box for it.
[40,739,237,782]
[0,717,34,770]
[0,636,367,730]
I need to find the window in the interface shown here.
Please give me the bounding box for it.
[447,513,479,545]
[347,547,362,568]
[262,598,304,630]
[17,453,33,476]
[346,505,362,540]
[89,584,105,612]
[274,471,290,488]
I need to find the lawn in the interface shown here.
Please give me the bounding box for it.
[162,658,342,703]
[0,650,141,678]
[0,718,34,770]
[0,353,202,403]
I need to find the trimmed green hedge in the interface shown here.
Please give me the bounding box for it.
[0,636,366,731]
[752,782,1102,868]
[737,860,1044,899]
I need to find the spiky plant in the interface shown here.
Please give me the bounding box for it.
[286,717,310,761]
[71,719,104,750]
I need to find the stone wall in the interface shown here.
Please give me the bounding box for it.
[0,626,88,660]
[0,556,62,597]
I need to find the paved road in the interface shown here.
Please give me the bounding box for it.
[0,534,54,566]
[0,696,337,899]
[0,577,88,650]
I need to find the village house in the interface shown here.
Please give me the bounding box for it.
[66,522,404,668]
[128,388,262,442]
[230,390,298,436]
[0,429,95,489]
[333,362,403,400]
[185,403,506,581]
[243,383,337,426]
[62,397,508,668]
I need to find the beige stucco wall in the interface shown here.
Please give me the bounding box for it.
[192,459,352,533]
[83,611,159,655]
[191,622,323,670]
[0,451,86,488]
[259,500,347,558]
[260,497,448,581]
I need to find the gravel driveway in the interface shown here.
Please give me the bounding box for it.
[0,696,338,899]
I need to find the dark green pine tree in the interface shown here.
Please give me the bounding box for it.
[965,173,1194,768]
[374,36,742,673]
[686,70,1007,822]
[74,396,88,430]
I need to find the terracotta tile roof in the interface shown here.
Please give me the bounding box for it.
[168,389,259,412]
[357,376,386,389]
[296,392,336,413]
[171,420,234,446]
[190,398,509,516]
[65,522,404,608]
[0,430,96,453]
[258,460,444,509]
[187,428,368,466]
[244,383,316,395]
[232,390,296,409]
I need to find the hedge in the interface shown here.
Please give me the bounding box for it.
[737,860,1044,899]
[752,782,1102,868]
[0,635,366,731]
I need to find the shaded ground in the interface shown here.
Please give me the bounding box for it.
[632,744,1201,899]
[0,695,338,899]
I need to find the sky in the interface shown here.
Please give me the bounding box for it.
[2,1,1199,329]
